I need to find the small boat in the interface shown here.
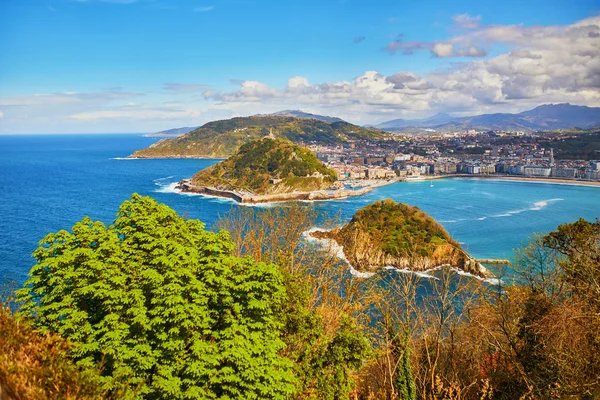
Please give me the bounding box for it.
[429,180,434,188]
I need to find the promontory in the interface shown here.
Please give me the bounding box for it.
[177,137,375,203]
[130,115,386,158]
[311,199,491,278]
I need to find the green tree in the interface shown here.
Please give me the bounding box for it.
[393,335,416,400]
[17,194,295,399]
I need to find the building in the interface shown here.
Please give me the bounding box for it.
[523,166,552,177]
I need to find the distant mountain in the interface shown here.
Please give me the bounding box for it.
[375,113,454,130]
[260,110,344,123]
[130,116,385,158]
[375,104,600,132]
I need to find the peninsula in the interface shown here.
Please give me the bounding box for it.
[177,137,388,203]
[311,199,492,278]
[130,115,386,158]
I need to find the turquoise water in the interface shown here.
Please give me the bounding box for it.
[1,134,599,284]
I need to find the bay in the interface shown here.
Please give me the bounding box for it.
[1,134,599,285]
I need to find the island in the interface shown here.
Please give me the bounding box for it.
[177,137,389,203]
[311,199,492,278]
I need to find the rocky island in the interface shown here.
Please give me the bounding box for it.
[311,199,492,278]
[177,137,378,203]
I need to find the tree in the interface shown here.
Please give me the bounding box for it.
[17,194,295,399]
[0,304,123,400]
[216,204,372,400]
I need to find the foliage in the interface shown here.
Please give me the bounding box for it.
[393,336,416,400]
[216,204,373,400]
[17,194,295,399]
[0,305,120,400]
[191,137,337,194]
[550,131,600,160]
[319,199,472,273]
[344,199,460,258]
[131,116,386,158]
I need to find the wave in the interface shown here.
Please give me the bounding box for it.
[112,157,140,160]
[153,176,174,186]
[490,198,564,218]
[384,266,439,280]
[154,181,181,194]
[302,228,375,278]
[302,228,501,285]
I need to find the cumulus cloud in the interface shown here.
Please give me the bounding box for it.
[204,16,600,121]
[4,16,599,131]
[432,43,454,57]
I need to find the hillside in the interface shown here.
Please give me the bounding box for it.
[131,116,385,158]
[312,199,487,276]
[188,138,338,195]
[260,110,344,123]
[375,103,600,132]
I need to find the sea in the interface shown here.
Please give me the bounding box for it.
[1,134,599,286]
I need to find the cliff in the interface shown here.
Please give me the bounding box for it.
[312,199,489,277]
[130,115,385,158]
[186,137,339,196]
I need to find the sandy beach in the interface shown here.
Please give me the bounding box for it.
[440,174,600,187]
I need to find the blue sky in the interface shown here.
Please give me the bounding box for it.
[1,0,599,133]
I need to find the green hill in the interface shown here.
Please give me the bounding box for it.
[313,199,486,276]
[130,116,385,158]
[189,138,338,195]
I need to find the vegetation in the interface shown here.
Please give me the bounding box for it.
[0,304,122,400]
[215,204,373,399]
[549,131,600,160]
[314,199,475,273]
[130,116,386,158]
[16,194,295,399]
[5,194,599,400]
[191,138,338,194]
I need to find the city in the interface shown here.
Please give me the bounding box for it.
[309,129,600,183]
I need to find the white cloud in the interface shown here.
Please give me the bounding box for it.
[0,111,4,118]
[432,43,454,57]
[204,16,600,122]
[3,16,599,132]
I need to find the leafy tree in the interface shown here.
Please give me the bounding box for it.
[216,204,372,399]
[17,194,295,399]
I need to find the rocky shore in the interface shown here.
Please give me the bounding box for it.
[176,180,376,204]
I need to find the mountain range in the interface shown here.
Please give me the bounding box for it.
[374,104,600,132]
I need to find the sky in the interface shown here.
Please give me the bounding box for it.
[0,0,599,133]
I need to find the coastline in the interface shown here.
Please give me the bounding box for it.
[177,177,403,204]
[304,228,499,283]
[128,154,227,160]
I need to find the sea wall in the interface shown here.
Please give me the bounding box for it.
[176,181,373,204]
